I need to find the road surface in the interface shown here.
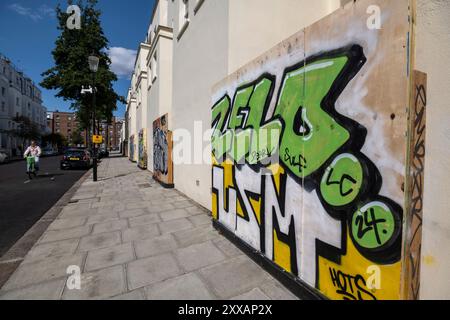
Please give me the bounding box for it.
[0,156,86,257]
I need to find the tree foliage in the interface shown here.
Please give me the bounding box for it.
[40,0,125,132]
[5,116,41,144]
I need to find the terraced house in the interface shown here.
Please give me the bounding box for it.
[0,54,47,157]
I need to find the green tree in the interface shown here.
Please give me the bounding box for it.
[40,0,124,138]
[3,116,42,151]
[42,133,67,149]
[70,130,84,146]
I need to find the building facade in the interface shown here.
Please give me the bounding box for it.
[46,111,87,147]
[0,54,47,156]
[125,0,450,299]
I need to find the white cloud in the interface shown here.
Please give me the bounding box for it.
[8,3,55,21]
[106,47,137,80]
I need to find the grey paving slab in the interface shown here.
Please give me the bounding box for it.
[119,208,148,219]
[0,156,295,300]
[122,224,160,243]
[172,200,195,209]
[187,214,212,227]
[22,238,80,265]
[230,288,271,300]
[134,234,179,259]
[0,278,66,300]
[78,231,122,252]
[85,243,135,272]
[212,237,244,258]
[158,218,194,234]
[147,203,175,213]
[48,217,87,231]
[173,225,219,248]
[127,253,183,290]
[86,213,120,225]
[199,255,271,299]
[145,273,215,300]
[185,206,209,216]
[110,289,145,300]
[92,219,128,235]
[39,225,92,244]
[128,213,161,228]
[175,241,226,272]
[126,202,151,210]
[259,278,298,300]
[159,208,190,222]
[62,265,126,300]
[2,253,85,291]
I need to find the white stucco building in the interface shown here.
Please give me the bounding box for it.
[0,54,47,156]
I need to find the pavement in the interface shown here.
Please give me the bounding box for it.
[0,156,86,257]
[0,154,297,300]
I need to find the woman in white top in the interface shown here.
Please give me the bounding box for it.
[24,140,42,172]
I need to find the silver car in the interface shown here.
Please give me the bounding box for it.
[0,149,9,164]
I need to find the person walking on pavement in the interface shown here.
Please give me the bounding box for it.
[24,140,42,176]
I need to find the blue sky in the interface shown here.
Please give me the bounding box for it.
[0,0,156,117]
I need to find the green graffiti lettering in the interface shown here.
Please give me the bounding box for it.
[273,57,350,178]
[320,153,364,207]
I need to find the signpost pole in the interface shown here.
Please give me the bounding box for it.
[92,71,98,182]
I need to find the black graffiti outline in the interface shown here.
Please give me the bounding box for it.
[408,83,426,299]
[211,45,404,293]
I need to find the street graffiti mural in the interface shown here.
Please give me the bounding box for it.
[211,0,413,300]
[153,114,174,188]
[129,135,135,162]
[138,129,148,169]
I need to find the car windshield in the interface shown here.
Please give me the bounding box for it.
[65,150,84,158]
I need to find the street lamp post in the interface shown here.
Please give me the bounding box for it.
[88,55,99,182]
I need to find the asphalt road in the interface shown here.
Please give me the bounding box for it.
[0,156,86,257]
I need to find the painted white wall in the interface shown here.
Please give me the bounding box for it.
[228,0,341,73]
[147,32,173,172]
[170,0,341,209]
[415,0,450,300]
[146,0,174,173]
[171,0,230,209]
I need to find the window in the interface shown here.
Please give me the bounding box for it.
[151,51,158,82]
[178,0,190,40]
[16,97,19,106]
[1,102,5,112]
[1,87,5,96]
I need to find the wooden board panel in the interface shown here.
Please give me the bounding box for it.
[211,0,414,300]
[403,70,427,300]
[153,114,174,188]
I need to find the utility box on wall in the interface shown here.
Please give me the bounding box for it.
[211,0,425,300]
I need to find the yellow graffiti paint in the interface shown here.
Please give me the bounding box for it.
[267,164,285,194]
[212,192,218,220]
[249,197,261,225]
[318,231,401,300]
[236,200,245,219]
[273,230,291,273]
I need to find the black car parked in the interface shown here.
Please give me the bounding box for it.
[60,149,93,170]
[98,149,110,159]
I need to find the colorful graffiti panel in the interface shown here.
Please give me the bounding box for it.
[211,0,413,300]
[153,114,174,188]
[138,129,148,169]
[129,135,135,162]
